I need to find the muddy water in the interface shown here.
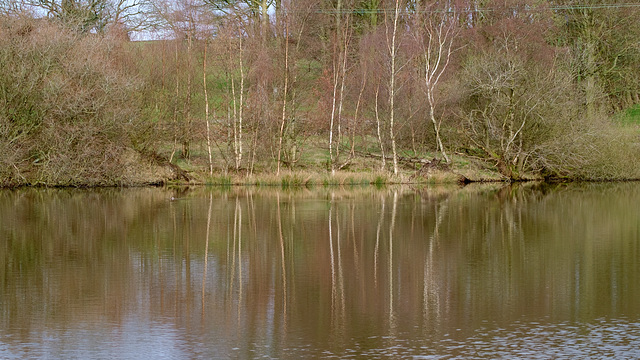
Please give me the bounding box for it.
[1,183,639,358]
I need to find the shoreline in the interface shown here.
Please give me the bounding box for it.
[6,166,633,190]
[5,151,640,189]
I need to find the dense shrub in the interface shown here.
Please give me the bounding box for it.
[456,30,640,180]
[0,17,145,186]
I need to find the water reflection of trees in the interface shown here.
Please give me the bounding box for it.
[0,188,173,331]
[1,184,640,356]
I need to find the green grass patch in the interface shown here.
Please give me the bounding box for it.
[616,104,640,125]
[373,175,387,188]
[206,174,233,187]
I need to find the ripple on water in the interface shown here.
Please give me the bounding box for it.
[288,319,640,359]
[448,318,640,359]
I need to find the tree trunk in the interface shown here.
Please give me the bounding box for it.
[420,6,456,164]
[231,37,244,171]
[336,20,349,167]
[182,35,193,160]
[351,75,366,159]
[428,94,450,163]
[170,39,179,163]
[375,85,386,171]
[277,17,290,175]
[261,0,269,40]
[203,39,213,176]
[387,0,401,175]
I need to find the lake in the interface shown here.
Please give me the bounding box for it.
[1,183,639,358]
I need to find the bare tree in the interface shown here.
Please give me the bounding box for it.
[460,32,576,179]
[203,0,273,38]
[385,0,402,175]
[107,0,152,31]
[328,10,352,174]
[276,13,290,175]
[229,31,245,171]
[374,83,387,170]
[14,0,157,34]
[32,0,109,32]
[203,38,213,175]
[412,2,458,164]
[150,0,213,162]
[0,0,29,15]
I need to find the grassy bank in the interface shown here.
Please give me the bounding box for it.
[165,140,513,188]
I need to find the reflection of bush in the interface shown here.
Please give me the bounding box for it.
[0,18,151,186]
[1,186,639,342]
[0,188,174,328]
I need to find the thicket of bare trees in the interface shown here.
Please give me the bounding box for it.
[0,17,159,186]
[2,0,640,185]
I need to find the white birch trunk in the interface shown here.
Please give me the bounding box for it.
[388,0,401,175]
[277,17,290,175]
[203,39,213,176]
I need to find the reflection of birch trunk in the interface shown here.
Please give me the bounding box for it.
[171,194,178,312]
[225,197,231,288]
[229,198,237,300]
[236,197,242,321]
[389,191,397,326]
[424,197,447,323]
[350,201,360,276]
[429,198,447,245]
[202,193,213,319]
[228,195,242,318]
[329,194,336,312]
[329,193,345,340]
[276,193,287,324]
[336,200,345,320]
[374,193,385,288]
[247,189,257,245]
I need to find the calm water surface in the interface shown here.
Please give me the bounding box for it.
[1,183,639,358]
